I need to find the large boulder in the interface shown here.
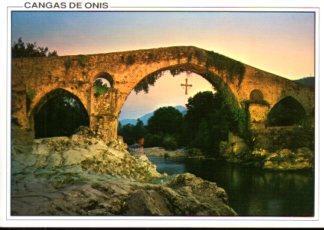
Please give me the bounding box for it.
[125,189,172,215]
[263,147,314,170]
[11,125,236,216]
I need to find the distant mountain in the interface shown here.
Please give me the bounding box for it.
[138,111,154,125]
[294,77,315,88]
[119,118,138,126]
[119,105,187,126]
[174,105,187,115]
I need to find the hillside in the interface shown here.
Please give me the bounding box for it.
[294,77,315,88]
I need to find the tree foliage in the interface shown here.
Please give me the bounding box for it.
[134,72,162,94]
[182,91,234,156]
[94,79,109,97]
[12,38,58,58]
[147,106,183,135]
[206,51,245,85]
[118,120,147,145]
[118,90,250,156]
[118,107,183,150]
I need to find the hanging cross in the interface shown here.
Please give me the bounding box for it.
[181,78,192,95]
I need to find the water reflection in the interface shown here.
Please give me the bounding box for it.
[149,156,314,216]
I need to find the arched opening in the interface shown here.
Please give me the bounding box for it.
[267,96,306,126]
[118,65,249,157]
[250,89,264,102]
[93,72,114,97]
[33,88,89,138]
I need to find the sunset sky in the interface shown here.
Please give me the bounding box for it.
[12,12,315,119]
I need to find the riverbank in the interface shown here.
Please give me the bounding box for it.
[220,129,314,171]
[145,144,314,171]
[144,147,210,159]
[11,126,236,216]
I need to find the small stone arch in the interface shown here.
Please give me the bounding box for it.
[250,89,264,102]
[93,72,114,97]
[31,88,90,138]
[267,96,306,126]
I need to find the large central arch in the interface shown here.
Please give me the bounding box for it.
[117,62,249,139]
[117,62,243,113]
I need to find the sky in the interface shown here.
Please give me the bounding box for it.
[12,12,315,119]
[119,72,215,119]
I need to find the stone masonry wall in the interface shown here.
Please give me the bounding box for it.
[12,46,315,142]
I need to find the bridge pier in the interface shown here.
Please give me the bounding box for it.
[90,114,118,142]
[248,103,270,129]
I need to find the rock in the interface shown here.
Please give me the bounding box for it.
[228,132,249,155]
[251,148,269,158]
[107,136,128,151]
[144,147,187,158]
[220,132,249,163]
[125,189,171,215]
[219,128,314,170]
[62,148,89,165]
[296,147,313,158]
[47,153,62,167]
[263,147,313,170]
[11,125,237,216]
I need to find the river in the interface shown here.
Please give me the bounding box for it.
[148,156,314,216]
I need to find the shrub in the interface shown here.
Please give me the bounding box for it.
[134,72,162,94]
[77,55,87,68]
[64,57,72,71]
[206,51,245,85]
[186,148,203,157]
[162,135,178,150]
[93,78,110,97]
[125,55,135,65]
[144,133,163,147]
[26,88,36,111]
[26,88,36,101]
[12,37,58,58]
[94,84,108,96]
[290,126,314,150]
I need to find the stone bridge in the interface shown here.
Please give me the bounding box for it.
[12,46,315,141]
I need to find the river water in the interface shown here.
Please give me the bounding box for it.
[148,156,314,216]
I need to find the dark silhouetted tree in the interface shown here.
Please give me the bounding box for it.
[118,120,148,145]
[12,37,58,58]
[147,106,183,135]
[182,91,243,156]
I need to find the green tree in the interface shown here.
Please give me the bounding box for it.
[93,79,109,97]
[12,37,58,58]
[162,134,178,150]
[183,91,217,143]
[144,133,163,147]
[182,90,247,157]
[118,120,148,145]
[118,124,136,144]
[133,119,147,140]
[147,106,183,135]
